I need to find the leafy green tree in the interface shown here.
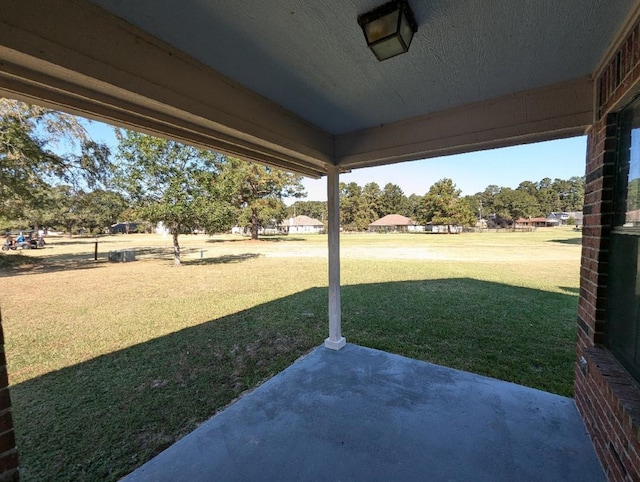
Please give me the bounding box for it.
[516,180,538,198]
[555,176,584,212]
[42,185,84,236]
[462,195,481,222]
[493,188,539,221]
[0,99,111,215]
[421,178,475,230]
[78,189,128,233]
[628,178,640,212]
[536,177,560,214]
[340,182,368,231]
[403,193,423,220]
[287,201,327,222]
[115,130,233,265]
[362,182,383,221]
[475,185,501,217]
[218,158,305,240]
[380,183,408,216]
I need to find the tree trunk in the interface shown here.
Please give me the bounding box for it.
[251,209,259,240]
[172,229,181,266]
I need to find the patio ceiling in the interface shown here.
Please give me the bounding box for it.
[0,0,637,176]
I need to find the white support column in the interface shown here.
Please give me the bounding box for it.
[324,164,346,350]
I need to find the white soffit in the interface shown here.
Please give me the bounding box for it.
[0,1,636,176]
[90,0,635,135]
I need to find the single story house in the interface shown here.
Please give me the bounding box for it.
[110,222,138,234]
[425,223,463,234]
[516,217,556,228]
[548,211,585,226]
[368,214,423,233]
[281,215,324,234]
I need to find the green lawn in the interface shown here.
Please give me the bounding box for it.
[0,228,582,480]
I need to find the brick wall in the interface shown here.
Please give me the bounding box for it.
[0,310,18,481]
[575,15,640,481]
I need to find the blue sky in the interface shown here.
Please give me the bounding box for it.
[85,120,587,201]
[303,137,588,201]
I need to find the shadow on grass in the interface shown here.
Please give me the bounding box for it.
[559,286,580,295]
[132,247,174,258]
[0,252,106,276]
[548,237,582,245]
[43,234,143,247]
[203,236,308,244]
[10,278,578,481]
[183,253,260,265]
[228,236,308,243]
[203,238,247,244]
[0,247,261,277]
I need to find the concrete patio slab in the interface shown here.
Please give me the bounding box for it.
[123,344,604,481]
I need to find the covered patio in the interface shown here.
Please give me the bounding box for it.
[124,344,603,481]
[1,0,640,479]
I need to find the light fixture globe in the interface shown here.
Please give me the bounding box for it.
[357,0,418,61]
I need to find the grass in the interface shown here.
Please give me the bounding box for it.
[0,228,582,480]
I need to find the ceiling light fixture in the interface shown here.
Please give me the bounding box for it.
[357,0,418,61]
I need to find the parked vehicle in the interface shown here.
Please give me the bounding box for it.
[2,231,43,251]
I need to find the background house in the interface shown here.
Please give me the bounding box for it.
[368,214,423,233]
[110,222,138,234]
[281,215,324,234]
[516,217,549,228]
[425,223,463,234]
[548,211,584,226]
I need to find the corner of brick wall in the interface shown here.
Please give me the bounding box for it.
[576,347,640,481]
[0,310,19,482]
[575,17,640,480]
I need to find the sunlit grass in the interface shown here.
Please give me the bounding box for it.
[0,228,582,480]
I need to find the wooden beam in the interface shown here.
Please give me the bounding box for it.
[334,77,593,170]
[0,0,332,177]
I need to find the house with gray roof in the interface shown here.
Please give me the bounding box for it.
[282,215,324,234]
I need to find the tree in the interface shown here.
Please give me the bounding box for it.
[420,178,475,231]
[115,130,233,265]
[0,99,111,217]
[493,188,539,222]
[536,177,560,214]
[361,182,383,222]
[287,200,327,222]
[78,189,128,233]
[339,182,368,231]
[48,185,85,236]
[474,184,501,217]
[628,178,640,212]
[461,195,481,222]
[218,157,305,240]
[555,176,584,212]
[404,193,423,220]
[380,183,408,216]
[516,180,538,198]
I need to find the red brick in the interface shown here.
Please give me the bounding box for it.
[0,414,15,436]
[0,432,16,456]
[0,451,18,472]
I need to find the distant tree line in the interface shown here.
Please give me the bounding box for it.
[288,176,585,231]
[1,99,585,263]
